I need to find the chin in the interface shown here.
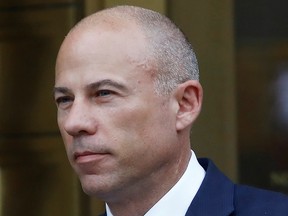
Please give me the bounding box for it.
[79,175,111,198]
[81,182,104,197]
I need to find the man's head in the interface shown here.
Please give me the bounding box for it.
[54,5,202,206]
[68,6,199,95]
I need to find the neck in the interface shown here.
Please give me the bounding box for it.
[106,149,192,216]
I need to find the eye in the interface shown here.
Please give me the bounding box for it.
[96,89,113,97]
[55,96,73,108]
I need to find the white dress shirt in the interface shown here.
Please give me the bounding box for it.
[106,151,205,216]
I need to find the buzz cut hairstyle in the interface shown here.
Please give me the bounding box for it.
[74,5,200,95]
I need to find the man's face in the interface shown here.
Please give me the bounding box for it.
[54,23,180,200]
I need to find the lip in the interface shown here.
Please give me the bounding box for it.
[74,151,109,164]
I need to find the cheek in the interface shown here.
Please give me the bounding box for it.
[102,106,153,160]
[58,127,73,157]
[111,106,152,139]
[57,115,66,138]
[109,102,173,154]
[120,107,173,140]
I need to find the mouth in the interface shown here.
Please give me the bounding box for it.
[74,151,109,164]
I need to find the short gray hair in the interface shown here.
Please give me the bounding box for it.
[124,6,200,95]
[76,6,200,95]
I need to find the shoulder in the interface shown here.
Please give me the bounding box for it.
[197,158,288,215]
[234,184,288,215]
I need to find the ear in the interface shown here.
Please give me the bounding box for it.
[174,80,203,131]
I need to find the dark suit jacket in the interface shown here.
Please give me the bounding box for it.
[100,158,288,216]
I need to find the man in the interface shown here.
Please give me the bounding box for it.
[54,5,288,216]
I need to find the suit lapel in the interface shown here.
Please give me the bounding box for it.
[185,159,235,216]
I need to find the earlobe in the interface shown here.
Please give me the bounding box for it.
[175,80,203,131]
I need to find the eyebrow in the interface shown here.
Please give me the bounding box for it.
[53,87,72,96]
[86,79,128,92]
[53,79,128,96]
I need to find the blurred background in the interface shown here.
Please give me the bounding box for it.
[0,0,287,215]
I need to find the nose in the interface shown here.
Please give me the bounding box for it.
[62,100,97,137]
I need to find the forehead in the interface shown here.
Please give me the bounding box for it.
[55,20,156,88]
[59,21,145,62]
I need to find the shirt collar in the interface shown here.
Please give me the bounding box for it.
[106,151,205,216]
